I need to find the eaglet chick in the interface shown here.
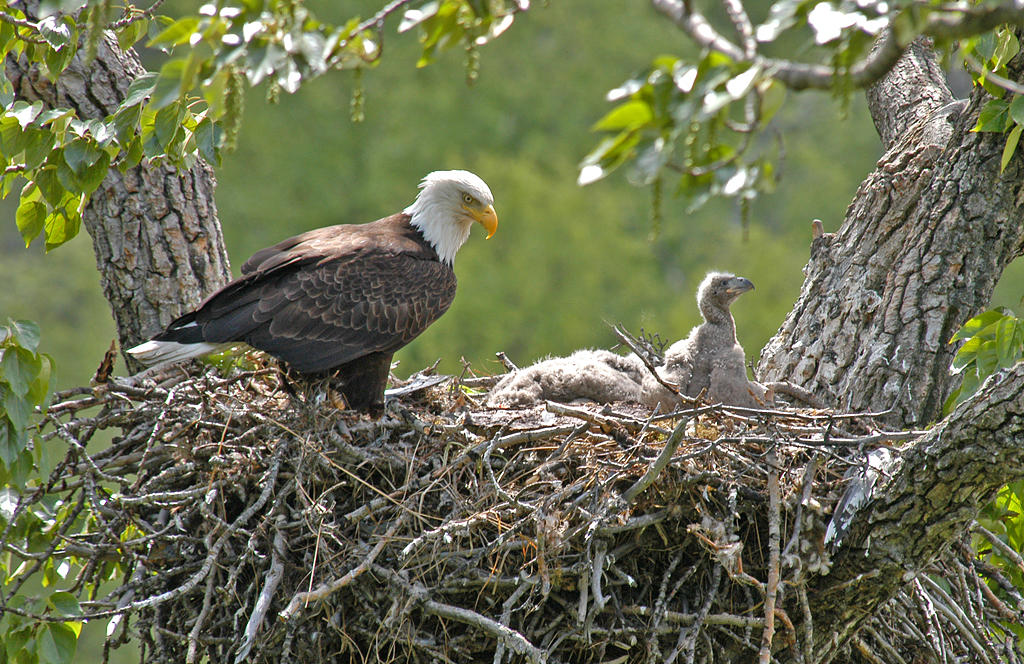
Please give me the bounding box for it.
[642,272,764,409]
[485,349,646,407]
[486,272,765,409]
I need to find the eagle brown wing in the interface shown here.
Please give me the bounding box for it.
[179,216,457,374]
[244,249,456,373]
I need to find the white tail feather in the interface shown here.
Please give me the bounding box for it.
[126,340,232,368]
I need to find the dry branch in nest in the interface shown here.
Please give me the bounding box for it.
[5,360,1021,663]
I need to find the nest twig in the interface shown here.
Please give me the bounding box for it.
[1,360,1020,664]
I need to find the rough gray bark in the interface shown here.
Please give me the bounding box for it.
[864,38,954,150]
[757,40,1024,429]
[796,363,1024,663]
[6,30,231,370]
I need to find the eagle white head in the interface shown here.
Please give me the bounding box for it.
[404,170,498,265]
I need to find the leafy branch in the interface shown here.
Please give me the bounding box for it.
[579,0,1024,215]
[1,0,525,252]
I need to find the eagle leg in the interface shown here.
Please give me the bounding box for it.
[337,351,394,416]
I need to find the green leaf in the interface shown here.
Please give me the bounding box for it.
[55,156,82,194]
[1001,124,1022,172]
[15,199,46,247]
[153,103,184,150]
[112,104,142,146]
[3,626,31,660]
[121,72,158,108]
[592,100,654,132]
[1010,95,1024,126]
[146,16,200,49]
[6,320,41,353]
[992,29,1020,70]
[47,592,81,618]
[0,116,27,157]
[43,38,76,78]
[119,136,144,171]
[43,207,81,249]
[995,316,1024,369]
[976,343,999,377]
[10,101,44,129]
[579,130,642,185]
[34,434,58,480]
[34,109,73,128]
[0,347,40,396]
[27,354,55,408]
[38,622,76,664]
[2,387,31,433]
[150,59,188,110]
[951,308,1009,342]
[195,118,221,166]
[37,15,72,51]
[0,420,17,468]
[973,99,1011,133]
[77,151,110,194]
[63,138,103,176]
[116,17,148,51]
[23,129,56,170]
[33,167,64,206]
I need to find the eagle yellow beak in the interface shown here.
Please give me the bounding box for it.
[468,204,498,239]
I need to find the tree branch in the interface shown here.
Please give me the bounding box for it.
[802,363,1024,662]
[652,0,1024,92]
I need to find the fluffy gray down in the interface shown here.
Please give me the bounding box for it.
[485,349,647,407]
[486,272,768,409]
[642,272,765,409]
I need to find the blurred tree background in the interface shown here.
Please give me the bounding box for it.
[1,0,1021,395]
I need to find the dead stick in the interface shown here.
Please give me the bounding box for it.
[374,564,545,664]
[280,516,404,619]
[759,446,781,664]
[974,522,1024,574]
[495,351,519,372]
[612,324,688,402]
[622,416,689,504]
[236,521,287,662]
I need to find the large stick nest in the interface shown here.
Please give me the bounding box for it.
[15,359,1021,663]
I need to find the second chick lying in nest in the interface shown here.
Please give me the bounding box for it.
[487,272,768,409]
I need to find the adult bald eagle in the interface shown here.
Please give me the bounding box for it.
[128,170,498,414]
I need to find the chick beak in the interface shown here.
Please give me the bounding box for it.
[468,204,498,239]
[726,278,755,295]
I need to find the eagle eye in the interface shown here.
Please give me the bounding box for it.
[462,193,475,205]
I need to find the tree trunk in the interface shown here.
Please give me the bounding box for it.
[6,30,231,371]
[760,35,1024,663]
[793,363,1024,663]
[757,39,1024,429]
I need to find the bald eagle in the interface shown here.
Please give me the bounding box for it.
[128,170,498,414]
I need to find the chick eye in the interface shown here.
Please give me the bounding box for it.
[462,193,475,205]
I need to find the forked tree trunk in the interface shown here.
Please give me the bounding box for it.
[758,39,1024,429]
[6,27,231,371]
[763,38,1024,663]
